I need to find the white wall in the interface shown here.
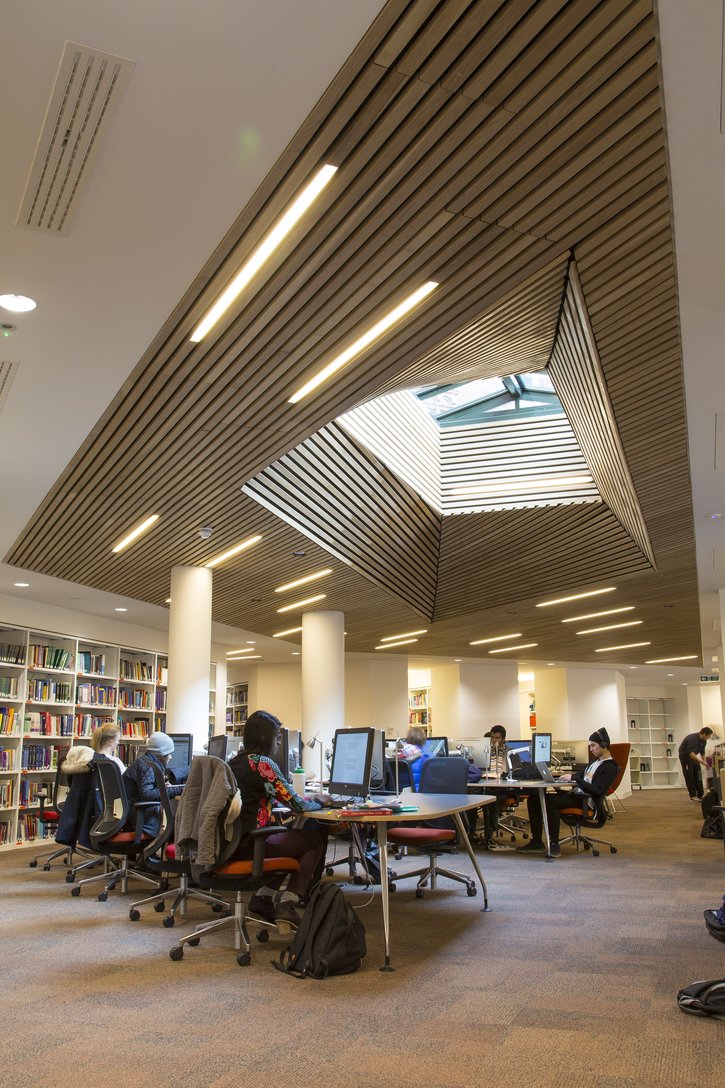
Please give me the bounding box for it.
[429,660,519,739]
[346,655,408,735]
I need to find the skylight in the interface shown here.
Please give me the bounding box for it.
[417,371,561,426]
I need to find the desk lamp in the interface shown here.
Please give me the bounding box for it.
[305,733,324,785]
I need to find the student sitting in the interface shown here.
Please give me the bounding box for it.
[123,732,184,836]
[517,728,619,858]
[90,722,126,771]
[228,710,326,927]
[396,726,429,789]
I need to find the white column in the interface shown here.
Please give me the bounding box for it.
[167,565,212,753]
[301,611,344,776]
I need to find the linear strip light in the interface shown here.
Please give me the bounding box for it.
[273,626,303,638]
[288,280,439,404]
[594,642,651,653]
[488,643,538,654]
[644,655,699,664]
[205,534,262,569]
[190,164,337,342]
[230,655,262,661]
[275,568,333,593]
[452,476,593,498]
[375,639,418,649]
[226,647,257,656]
[380,629,428,641]
[536,587,616,608]
[276,594,326,613]
[576,621,643,635]
[562,607,634,623]
[111,514,160,554]
[469,633,522,646]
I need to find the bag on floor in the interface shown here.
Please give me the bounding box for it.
[700,814,723,839]
[273,883,366,979]
[701,789,719,819]
[704,897,725,943]
[677,978,725,1019]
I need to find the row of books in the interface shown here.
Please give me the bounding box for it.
[76,683,117,705]
[0,822,10,844]
[77,651,107,675]
[0,746,15,770]
[27,679,73,703]
[24,712,74,736]
[20,744,69,770]
[156,665,168,685]
[74,714,115,736]
[119,691,153,709]
[19,780,48,806]
[0,707,18,733]
[155,690,167,711]
[120,720,150,738]
[0,643,26,665]
[0,676,19,697]
[17,814,54,842]
[0,780,13,807]
[120,659,154,681]
[28,644,73,670]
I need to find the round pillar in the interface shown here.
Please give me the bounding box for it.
[301,610,344,777]
[167,565,213,753]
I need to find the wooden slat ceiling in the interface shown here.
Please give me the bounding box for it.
[5,0,702,665]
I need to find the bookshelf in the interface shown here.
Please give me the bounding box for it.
[627,697,679,789]
[0,622,217,851]
[408,687,432,733]
[225,683,248,735]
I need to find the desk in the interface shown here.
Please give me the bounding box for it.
[469,777,574,860]
[304,793,494,971]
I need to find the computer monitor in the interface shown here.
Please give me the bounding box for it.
[456,737,490,769]
[506,739,532,765]
[369,728,386,789]
[166,732,193,769]
[532,732,552,766]
[278,727,302,778]
[423,736,449,757]
[328,727,375,799]
[207,733,242,761]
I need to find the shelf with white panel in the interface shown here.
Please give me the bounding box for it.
[627,698,679,789]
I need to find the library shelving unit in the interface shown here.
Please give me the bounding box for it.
[626,697,679,789]
[226,683,248,735]
[408,687,431,733]
[0,622,217,852]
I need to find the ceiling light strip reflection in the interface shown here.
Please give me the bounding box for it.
[111,514,160,554]
[536,587,616,607]
[288,281,438,404]
[191,165,337,342]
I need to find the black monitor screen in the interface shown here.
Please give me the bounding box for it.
[369,728,386,788]
[278,727,302,778]
[329,728,374,798]
[423,736,449,757]
[166,732,193,769]
[207,734,241,762]
[507,738,532,764]
[532,732,552,765]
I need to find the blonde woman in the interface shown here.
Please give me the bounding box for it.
[91,722,125,772]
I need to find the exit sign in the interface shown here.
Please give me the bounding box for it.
[700,675,719,682]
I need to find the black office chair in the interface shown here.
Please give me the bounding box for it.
[169,815,300,966]
[129,763,228,926]
[386,756,477,898]
[70,759,162,900]
[28,764,73,870]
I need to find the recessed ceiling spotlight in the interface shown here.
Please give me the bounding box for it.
[706,513,722,520]
[13,582,30,587]
[292,652,300,656]
[629,666,637,669]
[114,607,128,613]
[0,293,36,312]
[547,662,556,666]
[667,673,674,677]
[293,550,306,557]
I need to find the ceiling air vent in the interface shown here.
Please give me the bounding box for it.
[16,41,135,235]
[0,360,19,414]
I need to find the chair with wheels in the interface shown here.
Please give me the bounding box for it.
[70,759,163,900]
[128,763,228,927]
[494,790,530,844]
[28,764,72,870]
[558,757,628,857]
[169,816,300,966]
[386,756,477,898]
[605,743,631,813]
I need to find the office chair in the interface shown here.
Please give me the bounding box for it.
[128,763,228,926]
[28,764,73,870]
[606,743,631,813]
[386,756,477,898]
[169,816,300,966]
[70,759,162,900]
[494,790,530,844]
[558,758,627,856]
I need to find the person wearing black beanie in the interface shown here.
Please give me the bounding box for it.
[518,728,619,858]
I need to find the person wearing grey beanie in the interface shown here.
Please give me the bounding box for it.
[123,731,184,836]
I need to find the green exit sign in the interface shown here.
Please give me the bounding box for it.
[700,675,719,682]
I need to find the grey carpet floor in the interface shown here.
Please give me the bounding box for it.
[1,789,724,1088]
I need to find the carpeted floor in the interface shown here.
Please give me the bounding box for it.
[1,789,723,1088]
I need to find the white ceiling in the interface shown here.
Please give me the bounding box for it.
[1,0,723,684]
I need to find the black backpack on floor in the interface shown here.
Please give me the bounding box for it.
[677,979,725,1019]
[273,883,366,979]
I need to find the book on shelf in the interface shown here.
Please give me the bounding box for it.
[24,711,74,736]
[0,780,14,807]
[0,676,19,698]
[0,642,26,665]
[0,706,18,733]
[26,679,73,703]
[119,659,154,682]
[28,644,73,670]
[20,744,69,771]
[77,651,106,675]
[73,713,114,737]
[0,745,16,770]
